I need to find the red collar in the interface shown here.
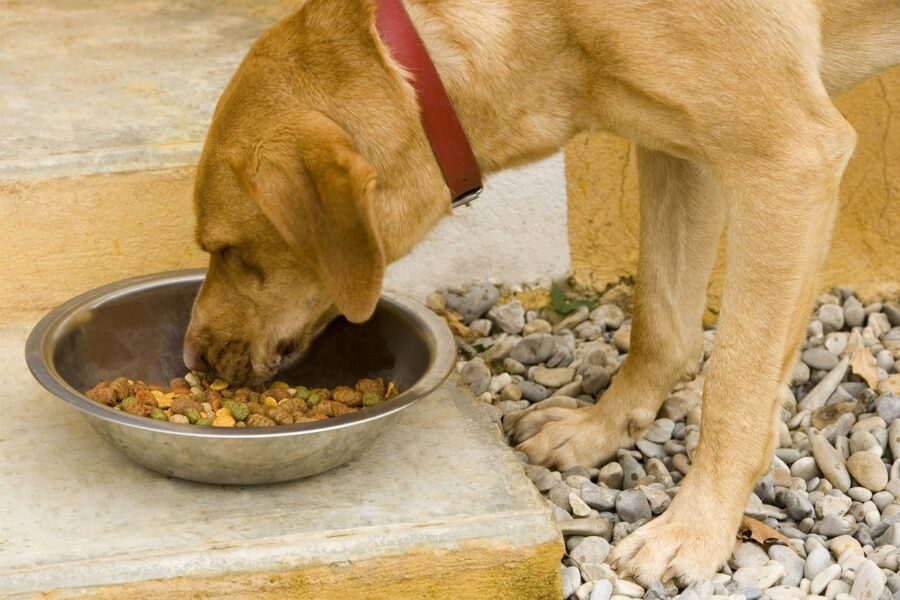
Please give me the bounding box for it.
[374,0,483,207]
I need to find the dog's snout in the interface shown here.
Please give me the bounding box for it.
[183,336,209,373]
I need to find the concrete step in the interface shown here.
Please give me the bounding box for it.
[0,321,561,598]
[0,0,568,321]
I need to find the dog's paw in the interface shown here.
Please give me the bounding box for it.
[513,406,632,470]
[610,503,735,586]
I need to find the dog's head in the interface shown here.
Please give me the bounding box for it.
[185,2,451,384]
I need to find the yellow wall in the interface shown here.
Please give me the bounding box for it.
[0,167,206,319]
[567,68,900,314]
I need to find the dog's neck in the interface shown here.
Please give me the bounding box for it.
[353,0,592,261]
[400,0,592,171]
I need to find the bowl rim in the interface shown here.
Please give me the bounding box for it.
[25,269,457,439]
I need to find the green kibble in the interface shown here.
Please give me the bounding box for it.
[196,416,214,426]
[185,408,200,424]
[120,397,138,409]
[150,408,168,421]
[362,392,384,407]
[306,392,322,409]
[294,386,311,400]
[224,400,249,421]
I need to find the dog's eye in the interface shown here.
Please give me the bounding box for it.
[217,245,265,284]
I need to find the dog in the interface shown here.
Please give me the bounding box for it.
[183,0,900,584]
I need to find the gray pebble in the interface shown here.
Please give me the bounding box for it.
[553,305,591,334]
[639,484,671,514]
[848,486,874,502]
[500,383,523,402]
[487,300,525,334]
[803,347,840,371]
[813,515,858,537]
[501,356,526,375]
[877,394,900,425]
[484,338,516,363]
[798,358,850,412]
[850,558,886,600]
[888,420,900,460]
[533,366,576,388]
[815,494,851,518]
[561,564,581,598]
[769,545,805,587]
[620,454,646,490]
[510,333,559,365]
[446,282,499,323]
[460,358,491,395]
[844,296,866,328]
[469,319,492,337]
[616,489,652,522]
[791,456,821,480]
[732,542,769,568]
[818,303,845,334]
[783,489,815,520]
[732,563,786,590]
[570,536,611,580]
[825,332,849,356]
[809,428,851,492]
[558,518,612,538]
[875,523,900,546]
[810,563,841,595]
[847,451,888,492]
[518,380,550,402]
[645,418,675,444]
[572,582,593,600]
[575,321,603,341]
[805,545,833,579]
[547,344,574,368]
[644,458,674,487]
[776,448,802,465]
[549,482,574,512]
[884,304,900,327]
[636,439,667,460]
[590,579,613,600]
[581,481,618,511]
[598,462,624,489]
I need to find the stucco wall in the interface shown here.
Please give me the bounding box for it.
[386,153,568,298]
[567,68,900,312]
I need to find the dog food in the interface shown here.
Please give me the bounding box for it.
[85,372,399,427]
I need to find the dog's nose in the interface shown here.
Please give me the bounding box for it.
[183,337,209,373]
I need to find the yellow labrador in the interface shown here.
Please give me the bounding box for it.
[184,0,900,584]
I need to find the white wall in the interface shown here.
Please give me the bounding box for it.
[384,152,569,299]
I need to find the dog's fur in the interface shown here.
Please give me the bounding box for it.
[185,0,900,584]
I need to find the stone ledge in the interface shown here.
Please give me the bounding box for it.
[0,322,562,598]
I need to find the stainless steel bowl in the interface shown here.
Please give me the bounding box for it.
[25,269,455,485]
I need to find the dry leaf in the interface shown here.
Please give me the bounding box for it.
[878,374,900,395]
[849,346,879,388]
[844,330,864,356]
[441,309,475,341]
[738,516,793,550]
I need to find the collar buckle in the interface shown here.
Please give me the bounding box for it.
[451,186,483,209]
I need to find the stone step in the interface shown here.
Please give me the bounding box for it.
[0,0,568,320]
[0,321,561,598]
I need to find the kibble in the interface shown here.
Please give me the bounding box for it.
[85,372,400,428]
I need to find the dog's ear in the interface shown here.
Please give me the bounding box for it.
[233,111,384,323]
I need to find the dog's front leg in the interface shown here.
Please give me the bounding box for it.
[511,147,725,469]
[612,106,857,584]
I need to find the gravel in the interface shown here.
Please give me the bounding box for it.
[441,282,900,599]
